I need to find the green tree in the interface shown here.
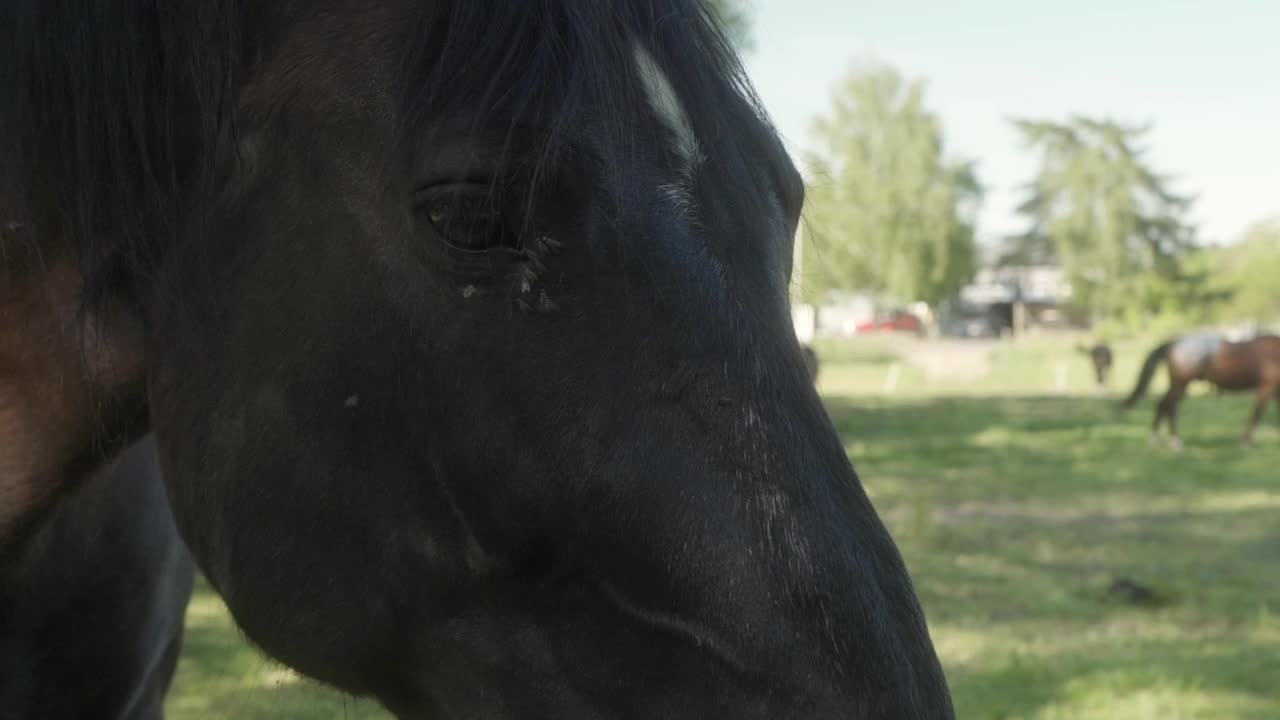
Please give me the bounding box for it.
[1212,219,1280,324]
[1008,117,1199,320]
[707,0,753,51]
[801,63,981,306]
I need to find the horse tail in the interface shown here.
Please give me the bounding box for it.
[1122,339,1174,409]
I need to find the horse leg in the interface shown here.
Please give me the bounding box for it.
[1148,396,1167,446]
[1164,381,1188,451]
[1150,381,1181,443]
[1242,383,1276,448]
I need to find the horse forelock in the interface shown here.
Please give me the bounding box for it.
[4,0,793,313]
[397,0,795,219]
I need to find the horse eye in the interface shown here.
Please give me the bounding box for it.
[417,187,517,252]
[427,200,449,226]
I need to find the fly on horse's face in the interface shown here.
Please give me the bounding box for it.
[5,1,951,716]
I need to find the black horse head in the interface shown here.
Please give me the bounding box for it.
[4,1,952,716]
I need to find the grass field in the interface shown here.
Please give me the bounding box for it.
[165,334,1280,719]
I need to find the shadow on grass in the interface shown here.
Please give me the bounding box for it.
[824,393,1279,504]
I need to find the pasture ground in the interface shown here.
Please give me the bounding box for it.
[166,333,1280,719]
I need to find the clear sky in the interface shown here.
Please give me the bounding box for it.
[743,0,1279,246]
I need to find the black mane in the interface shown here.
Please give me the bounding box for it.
[2,1,242,304]
[2,0,794,307]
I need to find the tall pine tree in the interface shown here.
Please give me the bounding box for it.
[1007,117,1198,320]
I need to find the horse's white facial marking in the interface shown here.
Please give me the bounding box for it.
[657,182,695,219]
[632,43,703,186]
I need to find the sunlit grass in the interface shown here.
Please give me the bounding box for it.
[166,334,1280,718]
[820,334,1279,719]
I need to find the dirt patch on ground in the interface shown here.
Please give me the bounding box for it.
[892,337,997,382]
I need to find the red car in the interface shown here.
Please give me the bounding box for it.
[855,311,924,335]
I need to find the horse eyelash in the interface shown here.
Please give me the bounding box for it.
[513,235,562,314]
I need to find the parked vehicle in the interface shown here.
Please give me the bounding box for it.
[855,310,924,335]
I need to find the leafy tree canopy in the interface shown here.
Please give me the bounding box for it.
[707,0,753,51]
[802,63,980,306]
[1007,117,1199,320]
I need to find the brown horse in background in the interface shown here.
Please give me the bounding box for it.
[1077,342,1114,388]
[1123,333,1280,448]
